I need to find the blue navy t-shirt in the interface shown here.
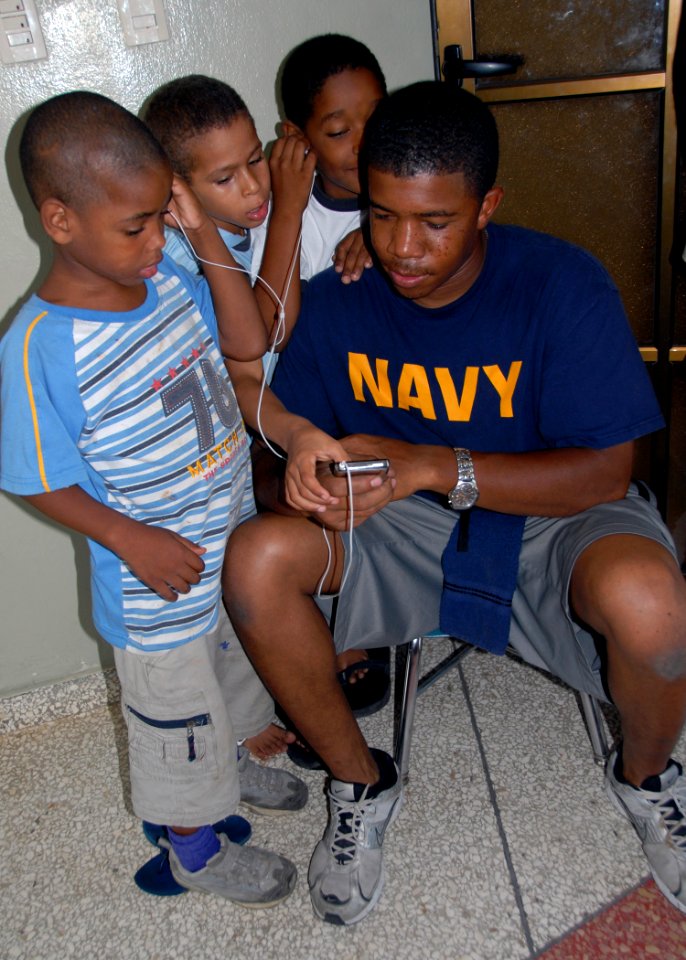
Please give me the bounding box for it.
[271,224,664,452]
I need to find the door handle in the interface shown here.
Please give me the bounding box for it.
[443,44,522,87]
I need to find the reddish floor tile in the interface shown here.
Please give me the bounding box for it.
[538,880,686,959]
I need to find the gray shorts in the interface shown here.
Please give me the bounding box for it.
[114,605,274,827]
[322,484,677,701]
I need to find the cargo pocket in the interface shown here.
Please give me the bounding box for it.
[125,703,219,783]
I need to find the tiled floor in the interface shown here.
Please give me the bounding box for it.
[2,640,685,960]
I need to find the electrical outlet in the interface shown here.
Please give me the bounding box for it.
[117,0,169,47]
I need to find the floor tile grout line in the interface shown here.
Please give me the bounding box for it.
[458,662,535,956]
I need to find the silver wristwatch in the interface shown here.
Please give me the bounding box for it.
[447,447,479,511]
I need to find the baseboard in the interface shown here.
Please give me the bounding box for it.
[0,667,121,735]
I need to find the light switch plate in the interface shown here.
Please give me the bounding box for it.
[117,0,169,47]
[0,0,47,65]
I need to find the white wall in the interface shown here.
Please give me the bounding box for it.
[0,0,435,696]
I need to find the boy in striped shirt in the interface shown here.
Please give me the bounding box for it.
[0,90,345,906]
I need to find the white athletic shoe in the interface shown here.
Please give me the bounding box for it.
[308,749,402,925]
[605,748,686,913]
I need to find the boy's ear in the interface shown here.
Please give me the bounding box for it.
[40,198,76,245]
[281,120,305,140]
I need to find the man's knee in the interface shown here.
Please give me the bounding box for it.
[227,514,292,572]
[224,516,291,614]
[578,545,686,680]
[224,514,330,625]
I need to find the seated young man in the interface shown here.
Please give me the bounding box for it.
[223,81,686,926]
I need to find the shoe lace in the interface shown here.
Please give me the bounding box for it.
[329,788,371,865]
[654,772,686,851]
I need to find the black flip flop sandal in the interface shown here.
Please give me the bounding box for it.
[338,646,391,717]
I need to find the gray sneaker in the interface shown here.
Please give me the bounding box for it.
[160,832,297,908]
[238,746,308,816]
[308,751,402,925]
[605,748,686,913]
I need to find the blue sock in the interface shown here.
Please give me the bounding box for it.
[168,825,221,872]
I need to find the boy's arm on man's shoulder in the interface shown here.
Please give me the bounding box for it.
[167,176,267,361]
[333,228,373,284]
[23,485,207,602]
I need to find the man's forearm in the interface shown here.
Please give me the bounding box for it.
[342,435,635,517]
[470,443,633,516]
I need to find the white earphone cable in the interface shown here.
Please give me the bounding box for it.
[315,466,354,599]
[168,175,356,600]
[166,171,314,461]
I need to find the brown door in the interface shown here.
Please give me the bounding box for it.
[433,0,686,560]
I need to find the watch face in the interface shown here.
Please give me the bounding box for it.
[448,482,479,510]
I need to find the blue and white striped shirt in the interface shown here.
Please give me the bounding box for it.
[0,254,254,650]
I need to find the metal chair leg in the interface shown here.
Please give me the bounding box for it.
[393,635,610,783]
[394,636,422,785]
[578,690,610,765]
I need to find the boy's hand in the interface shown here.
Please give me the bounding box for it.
[23,485,208,604]
[333,228,373,284]
[282,423,349,513]
[116,522,207,601]
[282,425,397,526]
[166,174,211,234]
[269,133,317,216]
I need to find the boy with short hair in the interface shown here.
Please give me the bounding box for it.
[278,35,391,723]
[0,90,343,906]
[144,60,390,728]
[280,33,387,285]
[143,74,315,357]
[143,75,322,760]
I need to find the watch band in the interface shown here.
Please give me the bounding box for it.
[453,447,475,485]
[447,447,479,510]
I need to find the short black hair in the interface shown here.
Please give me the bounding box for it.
[20,90,169,210]
[281,33,386,130]
[143,75,250,179]
[363,81,499,200]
